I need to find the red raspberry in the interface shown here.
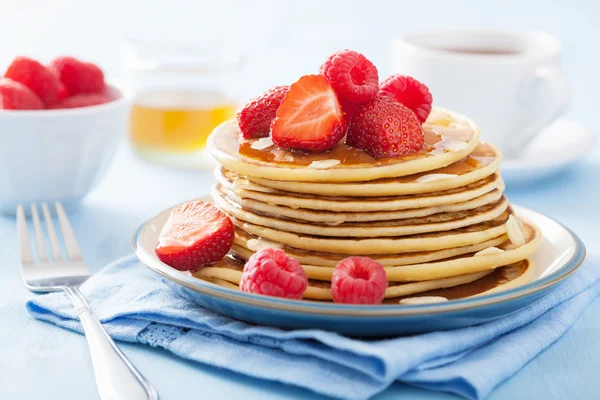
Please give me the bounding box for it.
[347,95,424,158]
[4,56,65,106]
[239,248,308,299]
[331,257,387,304]
[0,78,43,110]
[237,86,289,139]
[48,93,113,109]
[319,49,379,116]
[49,56,105,96]
[379,75,433,124]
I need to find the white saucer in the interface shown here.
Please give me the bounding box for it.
[501,119,596,185]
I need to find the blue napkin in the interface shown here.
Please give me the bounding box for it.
[26,255,600,400]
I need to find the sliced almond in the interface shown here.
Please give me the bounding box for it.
[415,173,459,184]
[442,140,469,152]
[309,159,341,169]
[399,296,449,305]
[474,246,505,256]
[250,137,274,150]
[506,215,526,246]
[247,238,284,251]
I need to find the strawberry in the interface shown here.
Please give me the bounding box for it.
[237,85,289,139]
[271,74,346,153]
[0,79,43,110]
[4,56,65,106]
[347,95,424,158]
[379,75,433,124]
[155,201,234,272]
[48,93,112,109]
[49,56,105,96]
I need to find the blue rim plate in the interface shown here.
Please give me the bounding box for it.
[132,200,585,334]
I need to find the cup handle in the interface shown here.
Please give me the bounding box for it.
[509,66,571,157]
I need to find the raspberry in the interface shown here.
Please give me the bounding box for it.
[319,49,379,116]
[49,56,105,96]
[48,93,112,109]
[0,78,43,110]
[4,56,65,106]
[237,86,289,139]
[379,75,433,124]
[331,257,387,304]
[347,95,424,158]
[239,248,308,299]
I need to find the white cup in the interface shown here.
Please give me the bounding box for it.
[391,30,571,158]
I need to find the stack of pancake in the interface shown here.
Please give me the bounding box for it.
[201,108,542,303]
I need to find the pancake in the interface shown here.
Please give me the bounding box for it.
[213,187,509,238]
[245,142,501,197]
[389,259,534,303]
[231,211,510,255]
[219,184,504,224]
[194,256,534,302]
[231,234,509,267]
[207,108,481,183]
[219,171,504,212]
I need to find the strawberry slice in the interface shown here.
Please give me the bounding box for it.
[271,74,346,153]
[155,201,234,272]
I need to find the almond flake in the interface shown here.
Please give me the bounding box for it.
[506,215,526,246]
[442,140,469,152]
[474,247,505,256]
[250,137,274,150]
[415,173,459,183]
[399,296,448,305]
[247,238,284,251]
[308,159,341,169]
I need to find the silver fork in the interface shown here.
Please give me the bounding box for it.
[17,202,157,400]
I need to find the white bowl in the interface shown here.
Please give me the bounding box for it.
[0,85,128,214]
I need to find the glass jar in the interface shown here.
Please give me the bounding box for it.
[121,39,243,168]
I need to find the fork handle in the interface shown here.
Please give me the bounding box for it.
[63,287,158,400]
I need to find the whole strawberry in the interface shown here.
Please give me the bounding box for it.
[155,201,234,271]
[379,75,433,124]
[49,56,105,96]
[0,78,43,110]
[237,85,289,139]
[4,56,65,106]
[347,95,424,158]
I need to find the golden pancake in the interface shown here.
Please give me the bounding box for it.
[219,184,504,224]
[231,234,509,267]
[194,256,534,302]
[218,171,504,212]
[230,211,510,255]
[207,108,481,183]
[213,187,509,238]
[244,142,501,197]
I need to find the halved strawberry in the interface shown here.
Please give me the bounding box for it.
[271,74,346,153]
[155,201,234,272]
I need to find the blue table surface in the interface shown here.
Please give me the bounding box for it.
[0,139,599,399]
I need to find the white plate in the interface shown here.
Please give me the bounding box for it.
[132,200,586,336]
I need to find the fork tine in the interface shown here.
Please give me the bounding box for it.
[55,202,82,260]
[16,205,34,264]
[41,202,62,261]
[31,204,48,261]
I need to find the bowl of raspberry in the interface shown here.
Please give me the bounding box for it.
[0,56,128,214]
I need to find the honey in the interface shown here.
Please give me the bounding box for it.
[129,90,237,152]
